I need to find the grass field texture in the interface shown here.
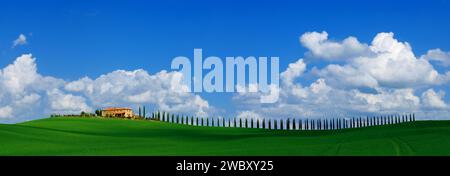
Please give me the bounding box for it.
[0,117,449,156]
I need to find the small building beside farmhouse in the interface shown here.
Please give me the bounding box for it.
[101,107,134,118]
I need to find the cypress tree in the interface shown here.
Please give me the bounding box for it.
[299,119,303,130]
[222,118,225,127]
[256,119,260,129]
[206,118,210,127]
[313,119,316,130]
[286,118,290,130]
[239,118,242,128]
[143,106,146,118]
[293,118,296,130]
[336,118,339,129]
[138,107,141,118]
[337,119,339,129]
[305,119,308,130]
[338,119,341,129]
[250,118,254,128]
[212,118,215,127]
[330,119,334,130]
[268,119,272,130]
[274,119,278,130]
[262,119,265,129]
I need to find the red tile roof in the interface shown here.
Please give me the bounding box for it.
[103,107,132,111]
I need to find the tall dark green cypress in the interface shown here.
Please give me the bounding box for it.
[292,118,296,130]
[274,119,278,130]
[239,118,242,128]
[262,119,265,129]
[142,106,146,118]
[245,119,248,128]
[299,119,303,130]
[330,119,334,130]
[256,119,260,129]
[268,119,272,130]
[138,107,141,118]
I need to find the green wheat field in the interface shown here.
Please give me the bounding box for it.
[0,117,449,156]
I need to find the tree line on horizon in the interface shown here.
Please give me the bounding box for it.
[145,111,416,131]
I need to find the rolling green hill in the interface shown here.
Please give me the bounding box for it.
[0,117,449,156]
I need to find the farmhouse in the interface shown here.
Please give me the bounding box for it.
[101,108,134,118]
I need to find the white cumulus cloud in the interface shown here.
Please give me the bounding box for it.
[421,89,448,109]
[420,48,450,67]
[12,34,27,48]
[0,54,212,123]
[300,31,372,60]
[316,32,448,88]
[233,31,450,120]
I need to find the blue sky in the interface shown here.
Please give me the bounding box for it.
[1,0,450,123]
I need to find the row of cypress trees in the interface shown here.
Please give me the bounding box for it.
[147,112,416,130]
